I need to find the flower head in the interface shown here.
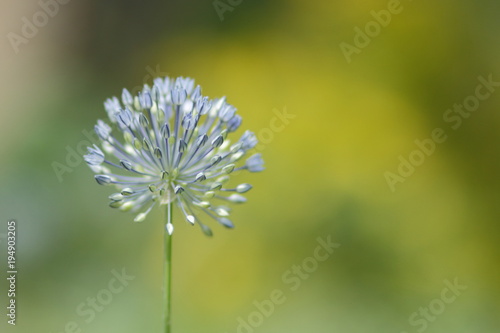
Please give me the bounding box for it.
[84,76,264,235]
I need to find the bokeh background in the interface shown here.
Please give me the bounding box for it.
[1,0,500,332]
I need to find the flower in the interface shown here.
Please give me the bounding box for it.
[84,76,264,235]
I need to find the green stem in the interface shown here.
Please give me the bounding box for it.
[164,202,173,333]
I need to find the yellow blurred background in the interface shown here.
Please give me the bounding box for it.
[1,0,499,332]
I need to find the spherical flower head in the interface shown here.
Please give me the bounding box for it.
[84,76,264,236]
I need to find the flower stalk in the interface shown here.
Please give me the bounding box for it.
[164,202,173,333]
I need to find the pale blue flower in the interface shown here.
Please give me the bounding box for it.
[84,76,264,235]
[245,153,265,172]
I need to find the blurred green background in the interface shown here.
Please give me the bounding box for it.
[1,0,500,332]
